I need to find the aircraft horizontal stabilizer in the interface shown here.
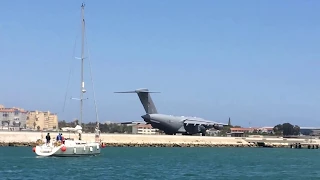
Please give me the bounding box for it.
[114,88,160,93]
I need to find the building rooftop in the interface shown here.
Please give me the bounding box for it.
[300,127,320,130]
[0,107,27,113]
[135,124,153,129]
[231,128,255,131]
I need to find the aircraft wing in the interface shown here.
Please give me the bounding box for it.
[183,118,228,126]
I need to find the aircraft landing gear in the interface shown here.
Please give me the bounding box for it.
[182,133,192,136]
[165,132,176,135]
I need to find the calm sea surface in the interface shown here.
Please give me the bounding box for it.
[0,147,319,180]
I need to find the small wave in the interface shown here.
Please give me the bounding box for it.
[0,169,23,173]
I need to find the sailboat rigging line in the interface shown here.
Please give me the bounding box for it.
[62,37,78,114]
[61,6,82,116]
[84,33,100,127]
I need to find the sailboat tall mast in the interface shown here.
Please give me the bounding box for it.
[80,3,85,127]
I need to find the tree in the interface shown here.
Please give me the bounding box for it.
[273,124,283,135]
[273,123,300,136]
[283,123,294,136]
[58,120,70,128]
[293,125,300,136]
[74,119,79,126]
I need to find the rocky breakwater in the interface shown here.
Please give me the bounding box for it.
[0,141,39,147]
[0,139,41,147]
[0,132,257,147]
[100,134,257,148]
[0,132,298,148]
[0,131,41,147]
[102,142,256,148]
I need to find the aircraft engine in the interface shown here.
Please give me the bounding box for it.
[213,124,224,130]
[184,124,206,135]
[198,125,206,134]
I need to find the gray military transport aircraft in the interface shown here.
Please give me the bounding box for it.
[115,88,228,136]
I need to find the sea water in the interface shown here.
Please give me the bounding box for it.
[0,146,319,180]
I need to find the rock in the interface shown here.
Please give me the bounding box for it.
[0,142,37,147]
[98,142,260,148]
[0,141,295,148]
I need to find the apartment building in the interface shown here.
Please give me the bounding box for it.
[26,110,58,130]
[0,105,28,130]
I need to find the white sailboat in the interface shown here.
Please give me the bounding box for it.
[33,3,103,157]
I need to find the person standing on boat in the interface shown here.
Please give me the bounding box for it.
[56,133,62,142]
[61,133,65,144]
[45,133,51,145]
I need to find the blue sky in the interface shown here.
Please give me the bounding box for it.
[1,0,320,127]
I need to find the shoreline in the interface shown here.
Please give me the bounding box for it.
[0,142,284,148]
[0,131,318,148]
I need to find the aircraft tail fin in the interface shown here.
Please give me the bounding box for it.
[115,88,160,114]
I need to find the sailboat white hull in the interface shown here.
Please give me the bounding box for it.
[34,140,101,157]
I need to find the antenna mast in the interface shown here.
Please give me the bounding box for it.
[79,3,86,139]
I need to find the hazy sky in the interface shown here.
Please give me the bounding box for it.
[1,0,320,127]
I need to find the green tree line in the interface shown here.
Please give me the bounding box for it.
[58,120,301,136]
[58,120,132,134]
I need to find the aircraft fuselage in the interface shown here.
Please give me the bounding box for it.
[141,113,210,135]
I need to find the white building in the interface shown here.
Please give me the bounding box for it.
[132,124,158,135]
[0,105,28,131]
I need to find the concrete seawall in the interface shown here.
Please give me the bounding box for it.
[0,131,319,148]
